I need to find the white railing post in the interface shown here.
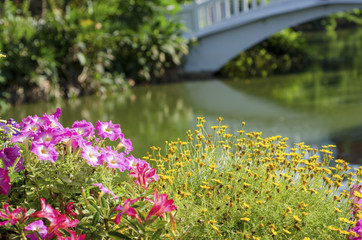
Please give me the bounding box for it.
[215,0,222,22]
[251,0,257,9]
[233,0,239,15]
[242,0,249,12]
[224,0,231,19]
[193,3,200,31]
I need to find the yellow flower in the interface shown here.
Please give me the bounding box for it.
[282,229,291,234]
[0,54,6,58]
[293,215,302,222]
[240,217,250,222]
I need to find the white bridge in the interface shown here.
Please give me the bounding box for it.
[178,0,362,73]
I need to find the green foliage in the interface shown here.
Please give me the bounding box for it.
[151,118,358,239]
[220,29,311,78]
[0,0,188,107]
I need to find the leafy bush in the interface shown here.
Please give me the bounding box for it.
[220,29,311,78]
[149,117,362,239]
[0,0,188,107]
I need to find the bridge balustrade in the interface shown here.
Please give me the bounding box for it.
[179,0,283,32]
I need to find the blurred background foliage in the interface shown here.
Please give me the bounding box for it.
[219,9,362,79]
[0,0,189,107]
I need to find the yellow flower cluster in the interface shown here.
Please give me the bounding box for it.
[147,118,356,239]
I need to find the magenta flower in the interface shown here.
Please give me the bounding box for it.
[0,145,25,172]
[100,147,128,171]
[349,219,362,240]
[114,198,141,224]
[31,142,59,163]
[92,183,118,200]
[0,168,10,195]
[145,190,177,223]
[119,134,133,154]
[41,108,63,129]
[56,230,86,240]
[129,163,159,189]
[65,202,77,218]
[24,220,48,240]
[96,120,122,141]
[31,198,60,223]
[0,204,22,226]
[33,128,60,145]
[81,144,102,167]
[72,120,94,138]
[31,198,79,239]
[56,128,84,150]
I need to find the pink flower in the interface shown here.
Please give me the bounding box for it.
[33,128,60,145]
[72,120,94,138]
[0,168,10,195]
[117,133,133,154]
[100,147,128,171]
[96,120,122,141]
[145,190,177,223]
[129,163,158,189]
[56,230,86,240]
[41,108,63,129]
[81,144,101,167]
[0,145,25,172]
[65,202,77,218]
[31,199,79,239]
[114,198,141,224]
[349,219,362,240]
[31,198,60,223]
[31,142,59,163]
[92,183,118,200]
[0,204,22,226]
[24,220,48,240]
[351,185,362,205]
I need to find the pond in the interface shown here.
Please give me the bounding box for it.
[3,27,362,168]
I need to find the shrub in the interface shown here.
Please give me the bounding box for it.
[150,117,361,239]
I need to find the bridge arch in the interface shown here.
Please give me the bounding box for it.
[180,0,362,73]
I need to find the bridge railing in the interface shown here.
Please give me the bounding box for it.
[179,0,283,33]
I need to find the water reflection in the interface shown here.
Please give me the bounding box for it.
[3,28,362,165]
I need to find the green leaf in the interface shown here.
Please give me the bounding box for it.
[150,228,163,240]
[91,211,100,227]
[107,231,132,240]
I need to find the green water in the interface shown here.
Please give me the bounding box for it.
[3,28,362,166]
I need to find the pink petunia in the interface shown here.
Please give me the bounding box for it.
[0,168,10,195]
[145,190,177,223]
[31,142,59,163]
[114,198,141,224]
[92,183,118,200]
[72,120,94,138]
[33,128,60,145]
[349,219,362,240]
[81,144,102,167]
[0,145,24,172]
[24,220,48,240]
[99,147,128,171]
[41,108,63,129]
[96,120,122,141]
[129,163,158,189]
[118,134,133,154]
[0,204,22,226]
